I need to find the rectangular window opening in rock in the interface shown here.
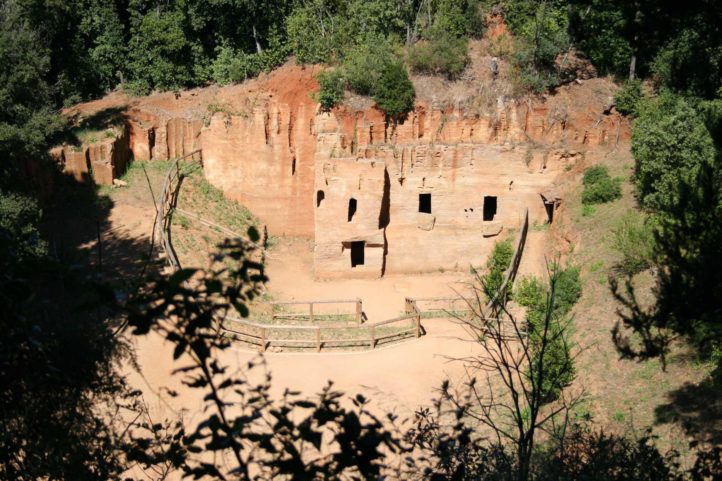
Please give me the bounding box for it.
[316,190,325,207]
[545,201,555,224]
[483,196,497,221]
[350,241,365,267]
[418,193,432,214]
[348,198,357,222]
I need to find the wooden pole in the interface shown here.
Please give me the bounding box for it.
[316,327,321,352]
[356,299,362,324]
[370,325,376,349]
[309,303,314,323]
[261,327,267,352]
[415,315,421,338]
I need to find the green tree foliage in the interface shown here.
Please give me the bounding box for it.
[615,79,643,116]
[0,192,47,271]
[480,238,513,301]
[317,69,345,110]
[341,40,392,96]
[127,10,194,94]
[581,165,622,205]
[514,265,580,403]
[407,30,469,79]
[372,59,416,122]
[502,0,570,93]
[210,45,263,85]
[632,95,716,213]
[0,1,64,172]
[625,93,722,356]
[568,0,636,78]
[286,0,339,64]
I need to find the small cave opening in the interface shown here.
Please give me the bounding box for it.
[483,196,497,221]
[418,193,432,214]
[316,190,325,207]
[545,202,555,224]
[348,198,357,222]
[350,241,365,267]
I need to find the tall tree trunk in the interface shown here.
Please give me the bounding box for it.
[252,24,263,54]
[629,1,641,81]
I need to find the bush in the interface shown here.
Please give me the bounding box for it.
[582,165,609,186]
[341,42,391,96]
[317,70,345,111]
[615,79,643,116]
[553,265,582,316]
[210,46,263,85]
[0,191,47,273]
[611,211,655,275]
[372,60,415,121]
[581,165,622,205]
[407,31,469,79]
[519,268,580,403]
[514,275,545,309]
[481,239,514,301]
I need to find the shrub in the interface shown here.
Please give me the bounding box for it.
[553,265,582,316]
[615,79,643,116]
[372,60,415,121]
[481,239,514,301]
[317,70,345,111]
[407,31,469,79]
[514,275,545,309]
[341,42,390,96]
[0,191,47,273]
[519,268,580,403]
[582,165,609,185]
[211,46,263,85]
[581,165,622,205]
[611,211,655,275]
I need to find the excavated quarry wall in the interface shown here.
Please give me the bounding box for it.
[310,101,586,278]
[52,127,131,184]
[58,78,624,277]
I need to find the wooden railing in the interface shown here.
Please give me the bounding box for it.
[486,208,529,312]
[222,307,421,352]
[155,150,202,271]
[270,298,363,324]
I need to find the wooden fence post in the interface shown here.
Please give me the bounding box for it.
[260,327,267,352]
[369,325,376,349]
[316,327,321,352]
[415,315,421,338]
[356,299,362,324]
[309,302,314,323]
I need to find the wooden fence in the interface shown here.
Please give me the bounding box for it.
[486,208,529,312]
[270,298,363,324]
[222,307,421,352]
[155,150,202,271]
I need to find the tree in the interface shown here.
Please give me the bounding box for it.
[449,263,582,481]
[127,9,194,94]
[613,93,722,366]
[372,60,416,123]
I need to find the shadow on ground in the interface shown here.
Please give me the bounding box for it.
[654,379,722,445]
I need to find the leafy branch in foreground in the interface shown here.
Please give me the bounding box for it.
[125,232,401,480]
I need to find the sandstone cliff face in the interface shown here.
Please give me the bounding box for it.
[201,101,316,237]
[52,127,131,185]
[59,67,627,277]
